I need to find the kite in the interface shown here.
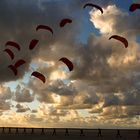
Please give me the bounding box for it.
[31,71,46,83]
[8,65,17,76]
[5,41,20,51]
[29,39,39,50]
[4,49,14,60]
[59,57,74,71]
[59,18,72,27]
[83,3,103,14]
[129,3,140,12]
[36,25,53,35]
[109,35,128,48]
[14,59,26,68]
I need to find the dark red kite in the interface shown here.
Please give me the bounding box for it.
[109,35,128,48]
[5,41,20,51]
[59,57,73,71]
[4,49,14,60]
[59,18,72,28]
[29,39,39,50]
[14,59,26,68]
[8,65,17,76]
[36,25,53,35]
[31,71,46,83]
[83,3,103,14]
[129,3,140,12]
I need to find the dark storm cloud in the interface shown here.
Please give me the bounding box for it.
[0,0,86,82]
[0,0,116,82]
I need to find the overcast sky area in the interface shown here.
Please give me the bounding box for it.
[0,0,140,128]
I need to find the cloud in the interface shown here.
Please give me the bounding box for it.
[0,85,13,111]
[16,103,30,113]
[90,5,126,34]
[90,4,140,37]
[14,85,34,103]
[48,80,77,96]
[0,0,84,82]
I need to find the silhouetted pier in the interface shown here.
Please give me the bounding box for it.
[0,127,139,139]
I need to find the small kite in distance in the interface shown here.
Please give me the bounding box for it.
[4,49,14,60]
[14,59,26,68]
[31,71,46,83]
[29,39,39,50]
[59,18,72,28]
[129,3,140,12]
[109,35,128,48]
[5,41,20,51]
[83,3,103,14]
[8,65,17,76]
[36,25,53,35]
[59,57,74,71]
[8,59,26,76]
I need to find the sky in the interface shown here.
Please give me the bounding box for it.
[0,0,140,129]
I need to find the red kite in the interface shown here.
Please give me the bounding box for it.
[83,3,103,14]
[129,3,140,12]
[59,57,73,71]
[8,59,26,76]
[109,35,128,48]
[4,49,14,60]
[29,39,39,50]
[14,59,26,68]
[31,71,46,83]
[5,41,20,51]
[36,25,53,35]
[59,18,72,28]
[8,65,17,76]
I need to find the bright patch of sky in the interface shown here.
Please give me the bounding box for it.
[77,109,90,118]
[78,11,100,44]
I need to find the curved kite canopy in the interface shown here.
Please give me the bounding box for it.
[14,59,26,68]
[5,41,20,51]
[129,3,140,12]
[8,65,17,76]
[83,3,103,14]
[59,18,72,27]
[59,57,74,71]
[29,39,39,50]
[4,49,14,60]
[36,25,53,35]
[31,71,46,83]
[109,35,128,48]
